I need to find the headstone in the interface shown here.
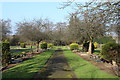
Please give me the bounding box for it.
[112,60,117,66]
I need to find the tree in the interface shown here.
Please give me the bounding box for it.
[61,0,120,76]
[0,19,11,41]
[67,14,89,44]
[74,0,120,50]
[60,0,120,54]
[16,18,54,52]
[52,22,68,45]
[16,20,43,52]
[10,35,20,46]
[67,13,105,54]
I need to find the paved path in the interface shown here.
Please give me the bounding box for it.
[34,48,77,80]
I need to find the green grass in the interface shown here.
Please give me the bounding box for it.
[2,49,55,80]
[62,47,119,79]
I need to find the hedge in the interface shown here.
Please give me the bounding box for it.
[101,42,120,62]
[0,41,11,66]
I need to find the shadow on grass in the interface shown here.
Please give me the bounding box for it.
[10,49,31,53]
[2,49,55,80]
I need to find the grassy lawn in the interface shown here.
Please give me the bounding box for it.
[3,46,120,79]
[2,49,55,80]
[62,47,119,79]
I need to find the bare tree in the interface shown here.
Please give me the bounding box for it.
[60,0,119,54]
[0,19,11,41]
[51,22,68,45]
[16,20,43,52]
[16,18,55,51]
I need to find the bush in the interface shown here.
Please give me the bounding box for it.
[94,42,98,48]
[101,42,120,62]
[40,42,47,49]
[70,43,79,50]
[48,43,54,48]
[0,41,11,66]
[20,43,26,48]
[82,42,95,53]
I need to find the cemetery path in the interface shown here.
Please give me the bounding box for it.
[34,48,78,80]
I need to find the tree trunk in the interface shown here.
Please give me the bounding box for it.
[37,41,41,52]
[31,44,33,53]
[88,40,92,54]
[37,42,39,52]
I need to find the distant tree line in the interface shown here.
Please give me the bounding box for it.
[0,0,119,51]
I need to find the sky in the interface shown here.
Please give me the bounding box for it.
[0,0,118,35]
[1,2,76,34]
[2,2,74,23]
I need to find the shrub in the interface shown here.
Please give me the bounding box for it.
[82,42,95,53]
[101,42,120,62]
[48,43,54,48]
[40,42,47,49]
[20,43,26,48]
[94,42,98,48]
[0,41,11,66]
[70,43,79,50]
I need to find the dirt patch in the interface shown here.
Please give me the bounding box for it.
[74,52,118,76]
[34,48,77,80]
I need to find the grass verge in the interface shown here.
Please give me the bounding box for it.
[2,49,55,80]
[62,47,119,79]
